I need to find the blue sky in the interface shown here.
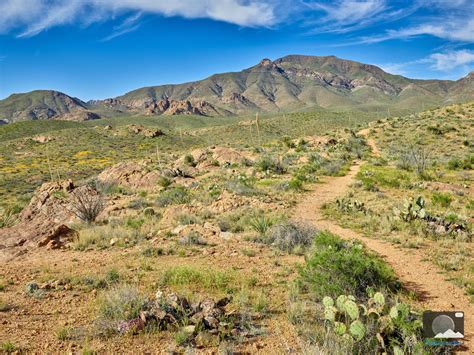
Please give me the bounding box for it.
[0,0,473,101]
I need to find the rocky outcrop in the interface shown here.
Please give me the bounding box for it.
[97,161,162,189]
[59,110,101,121]
[127,124,164,138]
[221,93,253,106]
[31,135,54,144]
[0,180,80,252]
[151,98,218,116]
[100,96,220,116]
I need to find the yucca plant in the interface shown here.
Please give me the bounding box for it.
[249,215,274,237]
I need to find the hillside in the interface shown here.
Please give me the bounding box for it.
[0,90,100,124]
[103,55,473,115]
[0,55,473,123]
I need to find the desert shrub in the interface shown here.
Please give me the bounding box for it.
[70,188,105,224]
[156,186,190,207]
[397,146,430,175]
[467,199,474,210]
[256,156,286,174]
[225,174,259,196]
[1,342,17,353]
[308,153,324,166]
[345,135,368,158]
[0,298,11,312]
[77,270,121,291]
[431,192,453,208]
[96,285,146,331]
[125,217,145,229]
[141,246,165,257]
[265,221,317,253]
[447,158,462,170]
[217,210,253,233]
[0,207,18,228]
[175,213,200,225]
[447,156,473,170]
[183,154,196,167]
[298,232,398,299]
[288,177,304,191]
[157,176,172,188]
[179,231,207,246]
[320,159,346,176]
[282,136,296,148]
[127,198,149,210]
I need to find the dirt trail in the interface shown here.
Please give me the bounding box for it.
[358,128,381,156]
[292,162,473,350]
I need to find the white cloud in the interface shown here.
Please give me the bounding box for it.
[429,50,474,71]
[303,0,396,33]
[309,0,386,22]
[0,0,276,38]
[100,12,142,42]
[378,50,474,78]
[360,17,474,44]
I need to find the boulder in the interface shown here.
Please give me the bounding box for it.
[97,161,161,189]
[127,124,164,138]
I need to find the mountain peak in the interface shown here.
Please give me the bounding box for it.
[259,58,273,66]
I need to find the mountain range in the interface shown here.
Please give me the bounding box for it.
[1,55,473,124]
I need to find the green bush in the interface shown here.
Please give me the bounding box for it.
[175,213,200,225]
[256,156,286,174]
[1,342,17,353]
[288,177,304,191]
[431,192,452,208]
[157,176,172,188]
[156,186,190,207]
[298,232,398,299]
[184,154,196,167]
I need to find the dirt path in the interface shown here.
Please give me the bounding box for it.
[292,162,473,351]
[358,128,381,156]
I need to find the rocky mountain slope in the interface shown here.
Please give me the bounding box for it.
[0,90,99,124]
[1,55,473,123]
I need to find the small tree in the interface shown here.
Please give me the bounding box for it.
[70,187,105,224]
[397,145,430,176]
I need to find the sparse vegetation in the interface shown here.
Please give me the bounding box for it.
[69,187,105,223]
[264,221,317,253]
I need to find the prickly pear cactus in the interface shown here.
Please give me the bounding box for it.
[336,295,348,311]
[343,300,359,320]
[334,322,346,336]
[349,320,366,341]
[322,296,334,308]
[394,196,428,222]
[324,306,336,322]
[373,292,385,306]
